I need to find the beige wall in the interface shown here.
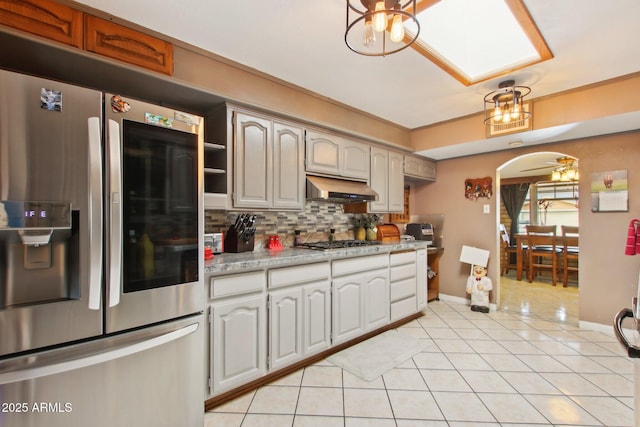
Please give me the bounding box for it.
[410,72,640,151]
[412,131,640,326]
[173,47,412,150]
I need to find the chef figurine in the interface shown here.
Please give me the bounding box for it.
[466,264,492,313]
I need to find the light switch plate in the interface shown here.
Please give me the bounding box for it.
[483,204,490,214]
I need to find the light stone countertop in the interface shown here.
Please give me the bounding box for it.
[205,241,437,275]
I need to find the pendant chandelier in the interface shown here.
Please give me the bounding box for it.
[345,0,420,57]
[551,157,579,182]
[483,80,531,127]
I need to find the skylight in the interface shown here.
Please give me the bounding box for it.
[404,0,552,86]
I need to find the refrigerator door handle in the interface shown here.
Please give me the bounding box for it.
[614,307,640,358]
[107,119,123,308]
[88,117,103,310]
[0,322,199,385]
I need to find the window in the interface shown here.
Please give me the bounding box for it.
[518,181,579,233]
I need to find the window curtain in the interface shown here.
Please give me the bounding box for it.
[501,183,530,238]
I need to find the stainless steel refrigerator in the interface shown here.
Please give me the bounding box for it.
[0,69,204,427]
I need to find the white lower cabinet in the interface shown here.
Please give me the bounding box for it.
[268,263,331,370]
[268,287,303,371]
[332,275,364,345]
[207,250,426,399]
[210,293,267,394]
[364,270,391,330]
[390,251,418,321]
[302,281,331,356]
[332,254,390,345]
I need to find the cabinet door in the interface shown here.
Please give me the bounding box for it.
[0,0,83,48]
[364,269,390,331]
[404,155,437,181]
[342,138,370,180]
[332,276,364,345]
[84,15,173,76]
[421,159,437,180]
[306,131,340,175]
[403,156,422,177]
[211,294,266,394]
[369,147,389,213]
[388,151,405,213]
[269,287,303,371]
[303,281,331,356]
[273,121,304,209]
[233,112,272,208]
[416,249,427,311]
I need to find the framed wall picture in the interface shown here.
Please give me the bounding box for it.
[591,169,628,212]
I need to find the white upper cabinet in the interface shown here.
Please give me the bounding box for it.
[404,155,436,181]
[305,130,341,176]
[234,112,272,208]
[388,150,404,211]
[370,147,404,213]
[369,147,388,212]
[233,110,304,210]
[341,138,370,180]
[305,130,369,180]
[272,120,304,209]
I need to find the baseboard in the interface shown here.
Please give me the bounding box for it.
[579,320,619,337]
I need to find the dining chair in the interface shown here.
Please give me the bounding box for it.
[526,225,561,286]
[561,225,579,287]
[499,224,521,275]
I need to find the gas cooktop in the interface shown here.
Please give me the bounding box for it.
[296,240,381,250]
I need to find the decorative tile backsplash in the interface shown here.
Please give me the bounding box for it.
[205,202,361,251]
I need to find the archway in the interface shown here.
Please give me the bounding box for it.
[495,151,580,324]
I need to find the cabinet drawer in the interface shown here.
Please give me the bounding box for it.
[390,277,416,302]
[390,263,415,282]
[390,250,415,266]
[332,254,388,277]
[210,271,266,299]
[268,262,330,289]
[391,296,417,321]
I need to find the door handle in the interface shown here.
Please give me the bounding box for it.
[87,117,103,310]
[0,322,198,385]
[107,119,122,308]
[613,308,640,358]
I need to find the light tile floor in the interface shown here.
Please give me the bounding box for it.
[205,280,633,427]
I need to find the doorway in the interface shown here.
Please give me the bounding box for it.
[496,151,579,324]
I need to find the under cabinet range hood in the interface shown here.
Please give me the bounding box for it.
[306,175,378,203]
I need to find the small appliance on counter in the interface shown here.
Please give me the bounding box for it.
[225,213,256,253]
[406,223,434,245]
[376,224,401,243]
[204,232,224,255]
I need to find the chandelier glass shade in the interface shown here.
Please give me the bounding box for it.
[483,80,531,126]
[551,157,579,182]
[345,0,420,57]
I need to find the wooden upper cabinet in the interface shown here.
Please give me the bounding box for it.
[84,15,173,76]
[0,0,83,47]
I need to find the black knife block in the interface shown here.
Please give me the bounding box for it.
[224,226,254,253]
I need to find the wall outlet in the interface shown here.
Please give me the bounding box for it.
[483,204,490,214]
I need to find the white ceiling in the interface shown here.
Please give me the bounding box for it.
[75,0,640,173]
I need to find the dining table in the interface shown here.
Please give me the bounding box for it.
[513,233,568,281]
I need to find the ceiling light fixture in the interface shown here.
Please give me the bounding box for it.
[551,157,579,182]
[484,79,531,128]
[345,0,420,57]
